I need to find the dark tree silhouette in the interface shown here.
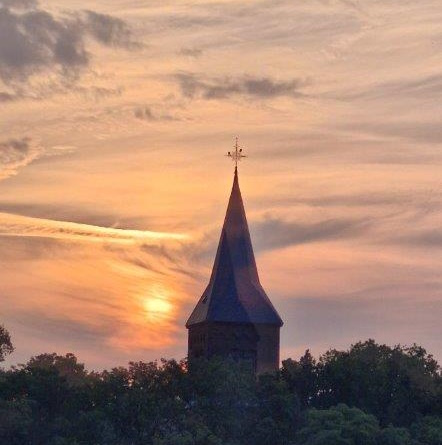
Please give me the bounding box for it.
[0,339,440,444]
[296,404,380,445]
[0,325,13,362]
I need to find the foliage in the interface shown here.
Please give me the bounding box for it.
[0,339,440,445]
[0,325,13,362]
[377,425,414,445]
[282,339,442,427]
[296,404,380,445]
[281,349,317,408]
[411,416,442,445]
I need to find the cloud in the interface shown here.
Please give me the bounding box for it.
[134,105,181,122]
[338,74,442,103]
[252,216,371,251]
[0,138,74,180]
[0,0,37,9]
[82,10,140,49]
[176,73,308,100]
[0,234,66,261]
[0,138,40,179]
[264,190,440,210]
[392,229,442,249]
[287,192,414,208]
[178,47,203,58]
[0,229,190,367]
[11,309,115,347]
[0,202,149,229]
[344,121,442,146]
[0,91,18,101]
[0,1,139,98]
[280,294,441,357]
[0,7,87,81]
[0,212,188,245]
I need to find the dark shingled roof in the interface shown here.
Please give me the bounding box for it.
[186,168,283,327]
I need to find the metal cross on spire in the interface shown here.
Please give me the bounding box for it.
[227,137,246,170]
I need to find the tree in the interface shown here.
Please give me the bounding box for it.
[250,373,300,445]
[281,349,317,408]
[296,404,380,445]
[26,353,89,386]
[0,399,33,445]
[0,341,439,444]
[315,340,441,426]
[186,356,257,443]
[0,325,13,362]
[377,426,414,445]
[411,416,442,445]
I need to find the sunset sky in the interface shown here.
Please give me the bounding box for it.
[1,0,441,369]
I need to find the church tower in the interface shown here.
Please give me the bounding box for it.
[186,147,283,374]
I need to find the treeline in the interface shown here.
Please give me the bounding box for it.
[0,326,441,445]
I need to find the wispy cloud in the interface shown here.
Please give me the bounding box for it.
[82,10,140,50]
[0,1,140,99]
[176,73,308,100]
[0,137,45,180]
[391,228,442,249]
[134,105,182,122]
[0,138,74,180]
[178,47,203,58]
[0,212,188,244]
[342,120,442,146]
[252,216,371,251]
[335,74,442,103]
[0,202,148,228]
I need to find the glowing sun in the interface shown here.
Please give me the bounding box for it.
[141,284,174,321]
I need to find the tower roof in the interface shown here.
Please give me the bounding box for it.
[186,168,283,327]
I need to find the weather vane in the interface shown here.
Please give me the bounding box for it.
[227,137,246,169]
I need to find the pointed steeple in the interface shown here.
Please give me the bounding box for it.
[186,168,283,327]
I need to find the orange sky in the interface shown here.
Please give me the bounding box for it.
[0,0,441,369]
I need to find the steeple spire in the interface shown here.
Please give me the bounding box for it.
[186,161,283,327]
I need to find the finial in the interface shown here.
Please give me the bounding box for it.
[226,137,246,170]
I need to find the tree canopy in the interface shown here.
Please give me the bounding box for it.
[0,337,440,445]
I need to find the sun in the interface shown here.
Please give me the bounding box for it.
[140,284,174,320]
[143,297,172,316]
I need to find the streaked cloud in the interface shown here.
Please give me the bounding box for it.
[342,120,442,146]
[335,74,442,103]
[392,228,442,249]
[178,47,203,58]
[176,73,308,100]
[252,216,371,251]
[0,202,141,228]
[0,212,188,244]
[134,105,181,122]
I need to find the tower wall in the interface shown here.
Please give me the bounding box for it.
[188,322,280,374]
[187,323,208,359]
[255,324,280,374]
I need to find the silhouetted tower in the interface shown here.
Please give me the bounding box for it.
[186,141,283,374]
